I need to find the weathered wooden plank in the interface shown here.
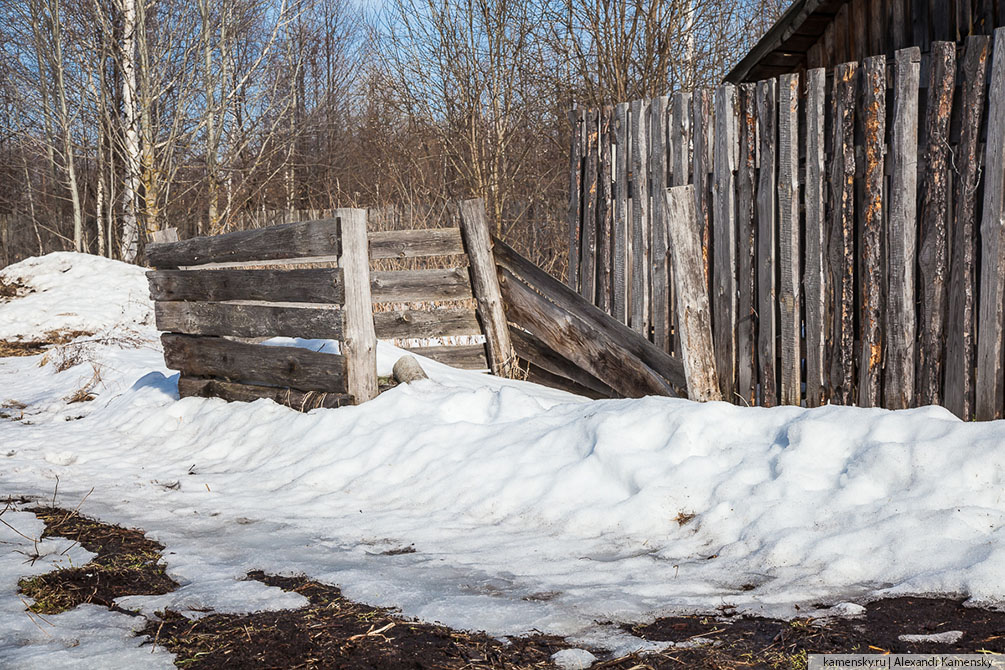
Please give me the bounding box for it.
[663,186,721,402]
[834,4,850,63]
[147,268,344,304]
[713,84,738,402]
[492,237,685,392]
[156,301,344,339]
[339,209,378,403]
[406,344,488,370]
[917,42,957,407]
[669,92,692,362]
[830,62,858,405]
[162,334,347,392]
[498,267,676,398]
[650,96,670,352]
[976,28,1005,420]
[777,73,801,407]
[946,35,991,420]
[890,0,908,50]
[368,228,464,260]
[869,0,886,55]
[509,327,614,398]
[958,0,974,38]
[912,0,931,52]
[373,308,482,340]
[613,102,630,323]
[568,108,584,291]
[147,219,341,269]
[630,99,650,336]
[885,48,920,410]
[370,268,472,303]
[581,108,599,303]
[736,84,757,407]
[597,106,614,313]
[756,79,778,407]
[804,68,828,408]
[459,198,517,377]
[858,56,887,408]
[522,363,610,400]
[148,227,178,244]
[178,376,353,410]
[692,90,713,297]
[932,0,954,42]
[851,0,868,61]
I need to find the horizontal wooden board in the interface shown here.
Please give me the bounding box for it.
[406,344,488,369]
[373,308,482,339]
[147,269,344,303]
[492,238,685,392]
[509,327,614,398]
[368,228,465,260]
[178,376,353,410]
[370,268,473,303]
[162,334,347,392]
[147,219,342,268]
[156,301,344,339]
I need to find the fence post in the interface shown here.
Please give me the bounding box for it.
[663,185,721,402]
[338,208,378,403]
[459,198,517,377]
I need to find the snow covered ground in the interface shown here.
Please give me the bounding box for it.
[2,252,1005,667]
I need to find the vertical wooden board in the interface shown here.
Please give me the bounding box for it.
[713,84,738,402]
[756,79,778,407]
[670,92,692,361]
[976,28,1005,420]
[630,99,650,337]
[736,84,758,406]
[891,0,908,50]
[613,102,630,324]
[804,68,828,408]
[976,0,995,33]
[885,48,921,410]
[581,109,599,304]
[958,0,974,37]
[869,0,887,55]
[830,62,859,406]
[692,90,713,297]
[859,56,887,408]
[807,41,824,69]
[567,109,584,291]
[913,0,931,51]
[851,0,868,61]
[650,96,670,352]
[459,198,517,377]
[338,209,378,403]
[834,4,850,64]
[823,22,836,67]
[778,73,802,407]
[946,35,990,420]
[917,42,957,407]
[932,0,954,41]
[663,186,722,402]
[597,106,614,314]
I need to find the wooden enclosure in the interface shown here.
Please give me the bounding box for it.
[568,29,1005,419]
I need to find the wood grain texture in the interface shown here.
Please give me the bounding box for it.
[976,28,1005,420]
[663,186,721,402]
[406,344,488,370]
[756,79,778,407]
[946,35,990,420]
[804,68,828,408]
[147,219,341,269]
[777,73,801,407]
[630,99,650,336]
[736,84,757,406]
[613,102,630,322]
[339,209,378,403]
[162,334,347,392]
[858,56,887,409]
[581,109,599,303]
[370,268,472,303]
[713,84,738,402]
[156,301,344,339]
[147,268,344,304]
[459,198,516,376]
[670,91,692,361]
[178,376,352,410]
[692,90,713,298]
[597,106,614,313]
[885,48,920,410]
[650,96,670,352]
[567,108,584,290]
[373,308,482,340]
[509,327,614,398]
[830,62,858,406]
[492,238,685,392]
[917,42,956,407]
[368,228,464,260]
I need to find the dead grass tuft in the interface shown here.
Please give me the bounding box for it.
[0,276,31,301]
[0,330,92,358]
[63,364,103,403]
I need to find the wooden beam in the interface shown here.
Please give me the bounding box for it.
[368,228,464,260]
[156,301,344,339]
[804,68,828,407]
[509,327,614,398]
[612,102,630,322]
[459,198,517,377]
[650,96,670,352]
[630,99,650,336]
[713,84,739,402]
[581,109,599,304]
[339,209,378,403]
[406,344,488,370]
[831,62,858,405]
[736,84,757,407]
[778,73,801,407]
[373,308,481,340]
[756,79,778,407]
[147,268,344,304]
[370,268,472,303]
[567,108,584,291]
[178,376,352,411]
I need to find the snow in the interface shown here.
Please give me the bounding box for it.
[898,631,965,644]
[3,252,1005,667]
[551,648,597,669]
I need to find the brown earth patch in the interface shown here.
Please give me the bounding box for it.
[0,330,92,358]
[0,276,31,300]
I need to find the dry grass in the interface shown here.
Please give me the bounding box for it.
[0,330,92,358]
[0,276,31,301]
[38,330,148,372]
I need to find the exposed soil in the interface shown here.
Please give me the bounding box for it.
[10,503,1005,669]
[0,329,92,358]
[17,505,178,614]
[0,276,30,301]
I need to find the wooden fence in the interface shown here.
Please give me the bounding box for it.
[568,28,1005,420]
